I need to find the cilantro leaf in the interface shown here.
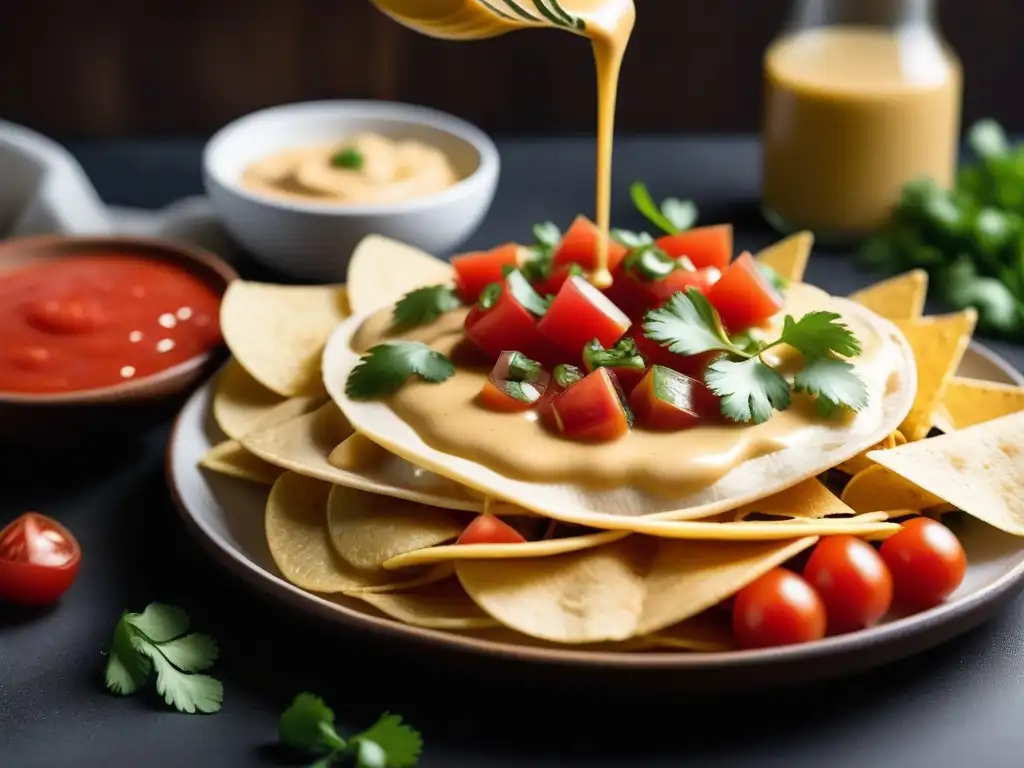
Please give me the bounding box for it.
[125,602,190,642]
[346,342,455,399]
[533,221,561,247]
[705,357,791,424]
[331,147,364,170]
[105,618,151,696]
[793,357,868,418]
[391,285,462,330]
[279,693,345,753]
[354,713,423,768]
[630,181,698,234]
[506,269,551,316]
[583,338,645,371]
[778,311,862,359]
[157,633,219,673]
[643,288,746,357]
[141,645,223,714]
[356,739,388,768]
[611,229,654,249]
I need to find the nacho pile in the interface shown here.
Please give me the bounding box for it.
[196,229,1024,652]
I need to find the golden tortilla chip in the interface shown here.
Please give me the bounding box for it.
[755,231,812,283]
[731,478,856,521]
[840,464,944,513]
[848,270,928,320]
[943,376,1024,430]
[220,280,348,397]
[455,536,816,644]
[211,359,284,440]
[894,309,977,441]
[348,578,497,630]
[199,440,282,485]
[242,404,479,511]
[327,484,465,571]
[868,411,1024,535]
[346,234,454,316]
[835,432,900,476]
[644,611,735,652]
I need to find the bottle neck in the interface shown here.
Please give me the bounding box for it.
[790,0,936,29]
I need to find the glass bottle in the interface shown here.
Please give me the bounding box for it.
[761,0,962,243]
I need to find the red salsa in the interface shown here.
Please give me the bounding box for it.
[0,255,222,394]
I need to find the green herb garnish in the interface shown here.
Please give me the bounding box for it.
[505,351,543,382]
[104,603,222,714]
[330,147,364,170]
[520,221,562,283]
[279,692,422,767]
[392,285,462,330]
[553,363,584,388]
[346,342,455,399]
[503,380,543,403]
[506,269,551,315]
[478,282,502,311]
[630,181,698,235]
[583,338,646,372]
[623,243,695,281]
[644,289,867,424]
[611,229,655,249]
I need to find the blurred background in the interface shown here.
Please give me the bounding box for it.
[2,0,1019,139]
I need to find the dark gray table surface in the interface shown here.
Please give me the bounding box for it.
[3,137,1024,767]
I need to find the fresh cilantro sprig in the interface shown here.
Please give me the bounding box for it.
[630,181,698,235]
[104,603,222,714]
[346,342,455,399]
[391,285,462,330]
[279,692,422,767]
[643,289,867,424]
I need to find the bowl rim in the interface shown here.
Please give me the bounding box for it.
[0,234,238,406]
[202,99,501,217]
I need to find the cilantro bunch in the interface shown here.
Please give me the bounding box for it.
[861,119,1024,335]
[644,289,867,424]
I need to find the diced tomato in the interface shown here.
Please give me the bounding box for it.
[705,252,784,333]
[655,224,733,271]
[629,365,718,430]
[464,275,557,365]
[538,276,631,360]
[626,322,724,382]
[533,264,581,297]
[604,252,719,322]
[479,351,550,413]
[552,216,628,273]
[452,243,520,303]
[479,379,539,412]
[549,368,631,443]
[457,514,527,545]
[535,363,584,428]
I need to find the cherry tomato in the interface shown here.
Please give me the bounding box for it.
[0,512,81,605]
[732,568,826,649]
[457,514,527,545]
[803,535,893,634]
[655,224,733,271]
[880,517,966,609]
[705,252,784,333]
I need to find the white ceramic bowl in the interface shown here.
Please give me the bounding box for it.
[203,100,500,281]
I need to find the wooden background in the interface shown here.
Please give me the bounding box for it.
[1,0,1020,138]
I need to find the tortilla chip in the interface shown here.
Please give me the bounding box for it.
[894,309,977,441]
[346,234,454,316]
[327,484,465,571]
[868,411,1024,535]
[349,578,497,630]
[931,404,956,434]
[943,376,1024,430]
[755,231,812,283]
[644,611,736,652]
[839,464,944,513]
[456,536,816,643]
[835,432,900,476]
[220,280,348,397]
[242,404,479,511]
[848,270,928,320]
[383,529,630,570]
[731,478,857,521]
[211,359,284,440]
[199,440,282,485]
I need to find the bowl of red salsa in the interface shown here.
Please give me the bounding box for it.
[0,235,237,447]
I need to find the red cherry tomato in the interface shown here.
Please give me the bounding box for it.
[732,568,827,649]
[552,215,628,273]
[880,517,966,609]
[802,535,893,634]
[705,252,784,333]
[457,514,527,545]
[452,243,520,303]
[655,224,734,271]
[0,512,81,605]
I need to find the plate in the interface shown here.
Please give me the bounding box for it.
[167,342,1024,691]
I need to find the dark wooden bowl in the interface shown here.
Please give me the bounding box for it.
[0,235,238,450]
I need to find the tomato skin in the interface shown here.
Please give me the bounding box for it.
[605,261,718,321]
[802,536,893,634]
[549,368,631,443]
[655,224,733,271]
[732,568,827,649]
[629,365,718,431]
[0,512,81,605]
[452,243,520,303]
[880,517,966,609]
[705,252,784,333]
[538,276,631,360]
[457,514,527,545]
[552,215,628,273]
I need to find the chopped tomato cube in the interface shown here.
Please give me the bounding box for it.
[629,365,719,430]
[452,243,520,303]
[538,276,631,360]
[549,368,632,443]
[552,215,628,273]
[464,274,558,364]
[479,351,550,412]
[582,338,648,395]
[655,224,733,271]
[705,252,784,333]
[533,264,582,297]
[457,514,527,545]
[535,363,583,428]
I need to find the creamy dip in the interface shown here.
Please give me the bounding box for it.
[347,283,902,497]
[241,133,460,205]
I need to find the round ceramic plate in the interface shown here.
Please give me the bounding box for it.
[167,342,1024,691]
